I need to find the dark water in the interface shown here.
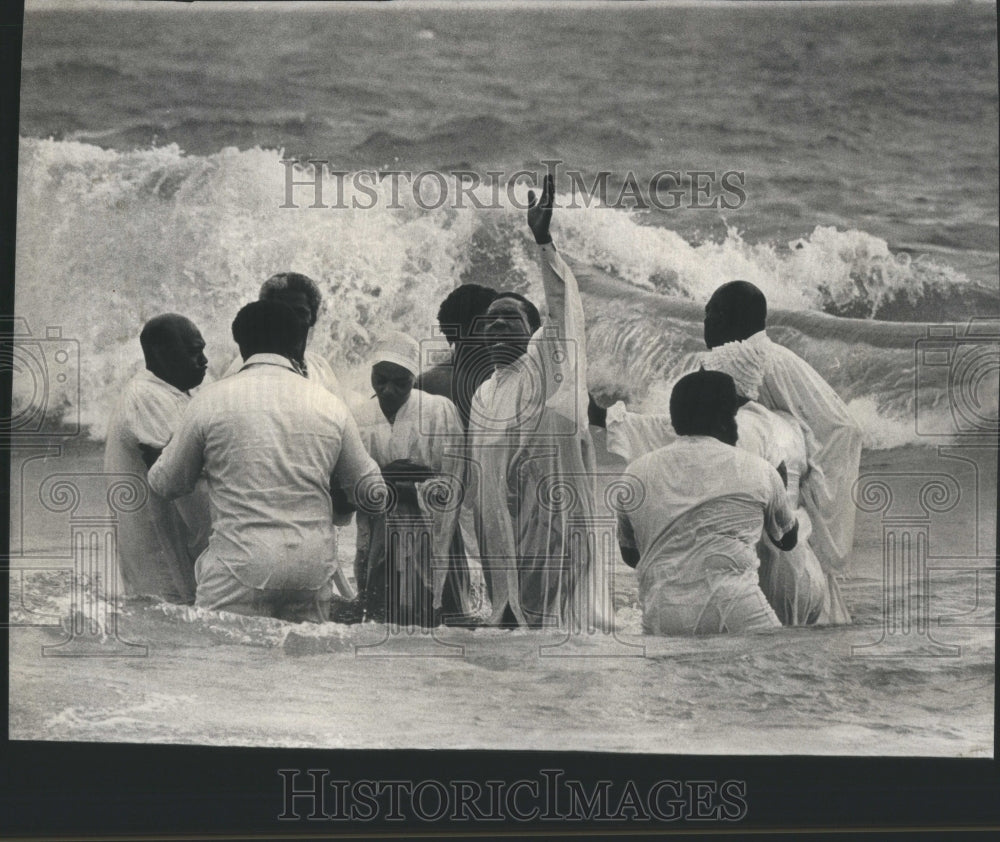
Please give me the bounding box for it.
[14,1,1000,444]
[20,2,999,268]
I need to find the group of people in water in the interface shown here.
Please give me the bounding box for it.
[105,175,863,635]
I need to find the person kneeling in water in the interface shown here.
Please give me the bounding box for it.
[616,370,797,636]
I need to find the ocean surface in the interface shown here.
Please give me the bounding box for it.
[14,0,1000,443]
[9,1,997,757]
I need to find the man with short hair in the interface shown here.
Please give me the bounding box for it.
[223,271,342,396]
[104,314,210,604]
[416,283,499,429]
[149,301,382,622]
[617,370,796,636]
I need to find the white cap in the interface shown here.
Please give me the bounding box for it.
[370,330,421,377]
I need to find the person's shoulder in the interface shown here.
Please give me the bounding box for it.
[306,379,357,419]
[626,442,676,474]
[351,396,383,427]
[762,333,815,371]
[733,444,782,486]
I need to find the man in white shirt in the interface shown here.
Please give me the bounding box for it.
[149,301,382,622]
[617,370,797,636]
[104,314,210,604]
[222,272,342,396]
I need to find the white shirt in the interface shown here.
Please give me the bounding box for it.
[223,348,343,398]
[103,369,209,602]
[619,436,795,593]
[149,354,380,591]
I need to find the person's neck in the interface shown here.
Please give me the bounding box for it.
[242,350,292,362]
[145,365,185,393]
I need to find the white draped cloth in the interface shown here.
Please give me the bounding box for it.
[618,436,793,636]
[466,243,611,630]
[104,369,210,603]
[605,330,861,624]
[353,389,486,615]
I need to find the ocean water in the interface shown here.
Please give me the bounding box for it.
[14,0,1000,444]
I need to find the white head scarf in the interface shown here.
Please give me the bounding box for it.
[370,330,421,377]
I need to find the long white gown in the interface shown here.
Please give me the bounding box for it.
[466,243,612,630]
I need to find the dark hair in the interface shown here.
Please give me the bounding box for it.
[437,283,499,343]
[493,292,541,334]
[231,300,304,359]
[710,281,767,341]
[669,370,739,437]
[139,313,190,363]
[259,272,322,325]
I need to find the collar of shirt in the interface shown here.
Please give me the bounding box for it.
[238,353,297,373]
[136,367,191,398]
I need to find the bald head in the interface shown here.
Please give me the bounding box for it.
[703,281,767,349]
[140,314,207,392]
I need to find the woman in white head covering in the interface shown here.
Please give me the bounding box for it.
[352,331,487,626]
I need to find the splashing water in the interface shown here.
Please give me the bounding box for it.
[14,139,996,444]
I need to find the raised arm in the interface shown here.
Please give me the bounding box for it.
[527,174,589,431]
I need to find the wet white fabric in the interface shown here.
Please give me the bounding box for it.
[104,369,209,603]
[618,436,793,635]
[224,346,350,593]
[607,399,850,624]
[353,389,485,610]
[149,354,381,608]
[666,330,863,576]
[466,242,611,630]
[749,407,836,625]
[702,336,768,400]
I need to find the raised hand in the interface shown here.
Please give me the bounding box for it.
[527,173,554,245]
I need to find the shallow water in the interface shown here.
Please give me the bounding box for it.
[8,441,995,756]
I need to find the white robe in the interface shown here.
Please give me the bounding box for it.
[606,331,860,625]
[354,389,484,614]
[466,243,611,630]
[103,370,210,603]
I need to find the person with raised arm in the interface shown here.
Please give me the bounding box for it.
[465,174,611,630]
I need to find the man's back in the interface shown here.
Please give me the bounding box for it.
[150,354,377,592]
[622,436,792,587]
